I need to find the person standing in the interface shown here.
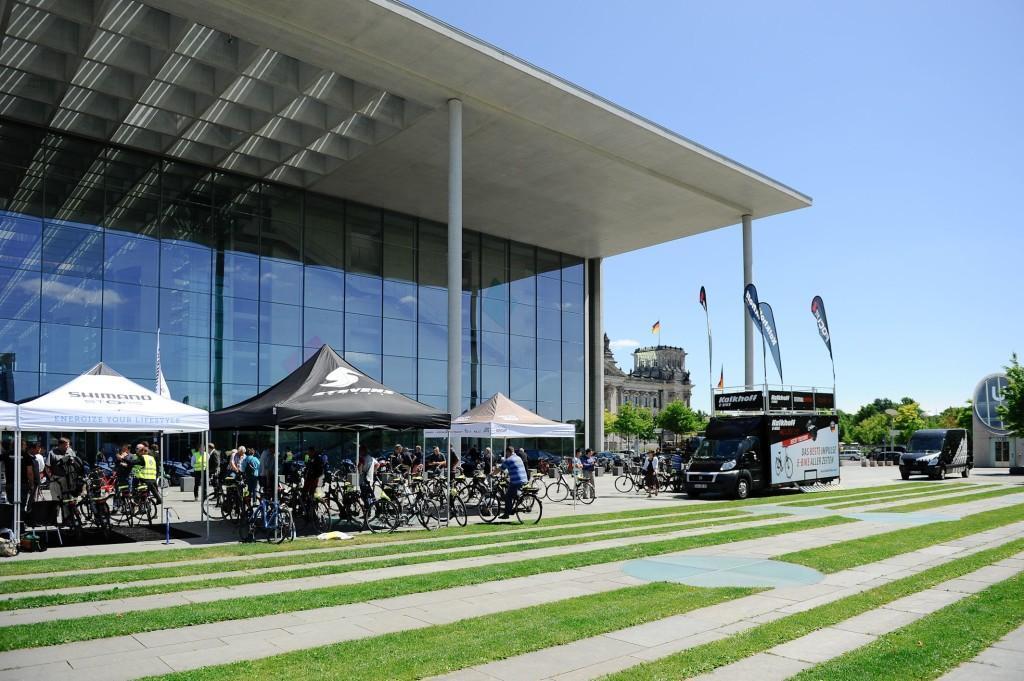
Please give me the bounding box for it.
[46,437,75,504]
[207,443,222,496]
[358,444,377,508]
[241,447,261,500]
[191,445,206,501]
[259,446,275,497]
[641,450,659,497]
[133,443,162,504]
[500,447,527,520]
[581,448,597,499]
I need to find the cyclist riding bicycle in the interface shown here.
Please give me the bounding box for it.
[499,447,527,519]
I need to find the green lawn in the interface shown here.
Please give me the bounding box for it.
[145,583,755,681]
[824,484,995,510]
[0,510,769,611]
[789,569,1024,681]
[0,508,747,597]
[877,487,1024,512]
[0,515,850,651]
[0,481,918,577]
[602,538,1024,680]
[781,502,1024,572]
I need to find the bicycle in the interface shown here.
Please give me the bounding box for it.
[239,496,294,544]
[479,479,543,525]
[613,466,644,494]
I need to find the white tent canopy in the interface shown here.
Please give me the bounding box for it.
[0,400,15,429]
[425,393,576,439]
[17,363,209,433]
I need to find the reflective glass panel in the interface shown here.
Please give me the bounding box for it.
[418,286,446,325]
[159,289,209,337]
[562,341,585,373]
[104,281,158,332]
[260,258,303,305]
[305,266,345,311]
[417,359,446,397]
[0,319,40,371]
[259,343,302,386]
[383,318,416,357]
[538,339,561,372]
[510,303,535,337]
[418,322,447,361]
[481,298,508,333]
[304,194,344,270]
[212,339,258,386]
[509,335,536,369]
[0,266,39,320]
[216,383,258,410]
[346,204,381,276]
[510,367,536,402]
[104,233,158,286]
[345,274,382,317]
[563,371,584,404]
[160,242,212,292]
[43,274,102,327]
[383,280,417,320]
[101,329,155,379]
[383,246,414,282]
[9,371,37,401]
[562,259,585,285]
[481,332,508,366]
[562,282,584,315]
[562,311,584,343]
[262,219,301,261]
[345,313,381,354]
[537,308,561,340]
[481,364,509,398]
[42,223,103,278]
[0,213,42,270]
[417,220,446,287]
[40,323,99,374]
[160,334,210,383]
[165,380,210,410]
[217,297,258,341]
[303,307,343,350]
[537,276,561,310]
[220,252,259,300]
[382,355,416,395]
[345,351,381,381]
[259,301,301,346]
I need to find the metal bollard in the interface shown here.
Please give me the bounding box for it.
[163,506,179,545]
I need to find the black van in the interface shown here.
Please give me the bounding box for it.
[899,428,971,480]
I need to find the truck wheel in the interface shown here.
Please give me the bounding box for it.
[734,477,750,500]
[899,467,910,480]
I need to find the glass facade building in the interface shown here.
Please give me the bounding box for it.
[0,120,585,443]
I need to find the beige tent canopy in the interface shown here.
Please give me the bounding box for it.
[425,393,575,439]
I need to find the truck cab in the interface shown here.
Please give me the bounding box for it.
[899,428,971,480]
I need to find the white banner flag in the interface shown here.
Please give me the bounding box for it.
[156,329,171,399]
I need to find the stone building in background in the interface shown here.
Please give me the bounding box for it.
[604,335,693,416]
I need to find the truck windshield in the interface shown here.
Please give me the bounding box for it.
[694,437,756,461]
[908,433,944,452]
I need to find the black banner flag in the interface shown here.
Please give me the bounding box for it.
[758,301,783,384]
[811,295,832,360]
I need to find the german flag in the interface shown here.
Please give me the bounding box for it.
[717,365,724,389]
[651,320,661,334]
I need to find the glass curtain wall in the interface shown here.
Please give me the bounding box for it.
[0,120,585,456]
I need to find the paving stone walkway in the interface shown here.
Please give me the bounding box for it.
[427,523,1024,680]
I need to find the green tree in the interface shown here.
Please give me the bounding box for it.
[603,410,616,434]
[656,401,702,438]
[611,403,656,449]
[852,412,890,445]
[998,353,1024,438]
[894,401,926,443]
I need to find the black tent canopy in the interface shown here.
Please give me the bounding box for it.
[210,345,450,431]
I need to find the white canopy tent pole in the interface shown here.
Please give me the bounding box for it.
[204,430,210,539]
[274,424,280,508]
[158,432,164,519]
[12,429,20,544]
[445,431,451,528]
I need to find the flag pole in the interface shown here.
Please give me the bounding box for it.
[703,306,713,416]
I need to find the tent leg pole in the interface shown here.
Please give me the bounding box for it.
[446,433,451,528]
[204,431,210,539]
[13,430,20,544]
[158,432,164,521]
[274,425,279,508]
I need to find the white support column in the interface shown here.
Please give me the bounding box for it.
[587,257,603,452]
[742,214,754,388]
[447,98,463,420]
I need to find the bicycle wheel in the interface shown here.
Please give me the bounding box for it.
[578,481,596,505]
[417,498,442,530]
[278,507,296,542]
[546,480,569,503]
[261,508,285,544]
[93,499,112,538]
[614,475,634,493]
[142,498,158,525]
[201,493,225,520]
[366,498,401,533]
[478,492,501,523]
[516,494,543,525]
[238,510,257,542]
[449,496,468,526]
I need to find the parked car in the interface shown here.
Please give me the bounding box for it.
[163,461,193,485]
[900,429,971,480]
[840,449,863,461]
[523,449,563,469]
[870,450,903,464]
[597,451,625,468]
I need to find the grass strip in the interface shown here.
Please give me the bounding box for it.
[877,487,1024,513]
[789,568,1024,681]
[0,515,849,651]
[145,582,756,681]
[601,539,1024,680]
[0,509,747,597]
[824,484,995,510]
[0,482,916,577]
[782,501,1024,573]
[0,511,770,611]
[780,483,934,507]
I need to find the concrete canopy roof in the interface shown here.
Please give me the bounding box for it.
[0,0,810,258]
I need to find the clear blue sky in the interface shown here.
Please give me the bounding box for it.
[407,0,1024,415]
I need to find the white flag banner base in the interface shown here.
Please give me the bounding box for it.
[17,363,209,433]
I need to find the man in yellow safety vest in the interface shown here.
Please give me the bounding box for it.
[191,446,206,500]
[133,443,162,503]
